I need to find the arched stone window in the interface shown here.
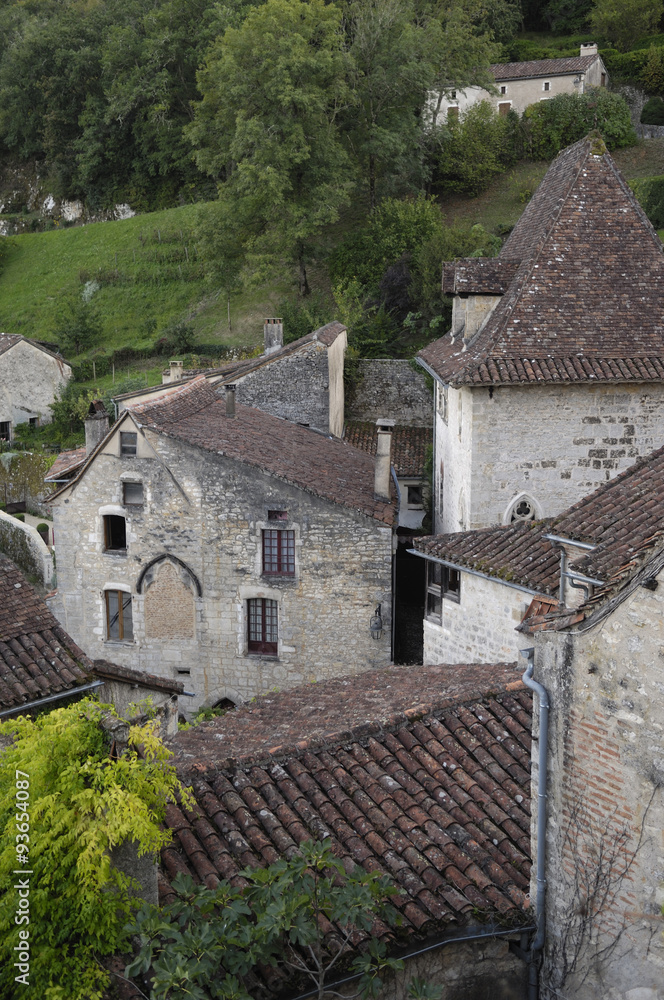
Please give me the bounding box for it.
[504,493,541,525]
[137,555,200,640]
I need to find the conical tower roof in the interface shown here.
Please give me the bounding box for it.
[419,134,664,386]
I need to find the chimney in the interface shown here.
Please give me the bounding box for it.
[580,42,597,57]
[264,318,283,355]
[84,400,110,456]
[374,419,394,500]
[225,384,236,418]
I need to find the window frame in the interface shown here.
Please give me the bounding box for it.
[103,514,127,552]
[426,561,461,622]
[0,421,11,442]
[247,597,278,656]
[120,431,138,457]
[262,528,295,577]
[104,589,134,642]
[122,481,144,506]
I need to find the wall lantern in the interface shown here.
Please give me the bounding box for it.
[370,604,383,640]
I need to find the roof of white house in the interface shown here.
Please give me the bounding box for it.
[491,53,598,81]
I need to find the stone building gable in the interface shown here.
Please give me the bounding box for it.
[419,135,664,387]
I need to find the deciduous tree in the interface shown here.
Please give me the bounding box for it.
[590,0,663,52]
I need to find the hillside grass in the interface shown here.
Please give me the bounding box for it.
[0,203,289,356]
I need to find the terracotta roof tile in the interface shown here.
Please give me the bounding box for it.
[491,54,598,80]
[161,664,532,947]
[344,422,431,478]
[44,447,86,482]
[420,136,664,387]
[415,444,664,626]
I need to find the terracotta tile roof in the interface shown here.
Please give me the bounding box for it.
[92,659,185,695]
[344,422,431,478]
[420,136,664,387]
[491,54,598,81]
[414,443,664,626]
[129,379,396,526]
[44,447,87,482]
[162,663,532,943]
[0,554,94,712]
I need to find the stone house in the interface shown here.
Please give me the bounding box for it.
[0,333,71,441]
[115,320,348,438]
[412,441,664,667]
[418,134,664,536]
[115,661,534,1000]
[0,553,184,731]
[48,378,395,713]
[430,44,609,124]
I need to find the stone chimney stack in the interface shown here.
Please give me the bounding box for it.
[84,400,110,456]
[264,318,283,355]
[162,359,183,384]
[580,42,597,56]
[225,384,236,418]
[374,419,394,500]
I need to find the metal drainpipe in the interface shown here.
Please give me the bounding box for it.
[520,646,550,1000]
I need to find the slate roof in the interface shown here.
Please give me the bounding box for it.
[344,422,431,478]
[161,663,532,948]
[414,443,664,627]
[419,136,664,387]
[129,379,396,525]
[491,54,598,81]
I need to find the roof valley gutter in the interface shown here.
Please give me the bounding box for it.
[0,679,105,719]
[408,548,549,599]
[283,923,536,1000]
[519,646,550,1000]
[415,355,446,386]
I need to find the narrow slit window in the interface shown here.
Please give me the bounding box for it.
[247,598,278,655]
[104,515,127,551]
[105,590,133,641]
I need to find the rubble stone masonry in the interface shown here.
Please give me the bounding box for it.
[51,425,392,714]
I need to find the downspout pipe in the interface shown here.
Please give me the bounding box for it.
[520,646,550,1000]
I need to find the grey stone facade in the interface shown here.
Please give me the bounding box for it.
[50,419,393,715]
[346,359,433,427]
[0,335,71,437]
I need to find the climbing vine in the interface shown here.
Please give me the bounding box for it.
[0,699,188,1000]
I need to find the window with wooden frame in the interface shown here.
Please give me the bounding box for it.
[103,514,127,552]
[426,562,461,621]
[122,481,144,506]
[247,598,278,655]
[120,431,137,457]
[262,529,295,576]
[105,590,133,641]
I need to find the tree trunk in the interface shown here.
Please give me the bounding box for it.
[298,251,310,297]
[369,152,376,212]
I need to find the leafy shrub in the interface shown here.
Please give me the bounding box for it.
[276,293,336,345]
[161,320,195,355]
[435,103,523,197]
[0,701,187,999]
[641,96,664,123]
[641,46,664,94]
[631,175,664,227]
[523,89,637,159]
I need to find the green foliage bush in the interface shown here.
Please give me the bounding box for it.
[523,90,637,159]
[640,96,664,123]
[0,700,186,999]
[631,175,664,227]
[435,102,523,197]
[277,293,337,345]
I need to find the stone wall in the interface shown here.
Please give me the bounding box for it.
[423,569,533,666]
[51,424,393,715]
[0,510,54,586]
[347,360,432,427]
[533,562,664,1000]
[437,381,664,533]
[0,339,71,429]
[234,340,334,434]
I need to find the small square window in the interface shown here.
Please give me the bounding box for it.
[104,514,127,552]
[105,590,133,641]
[543,81,550,91]
[29,417,39,427]
[247,598,278,655]
[120,432,137,457]
[268,509,288,521]
[262,529,295,575]
[500,85,506,95]
[450,90,456,99]
[123,481,144,506]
